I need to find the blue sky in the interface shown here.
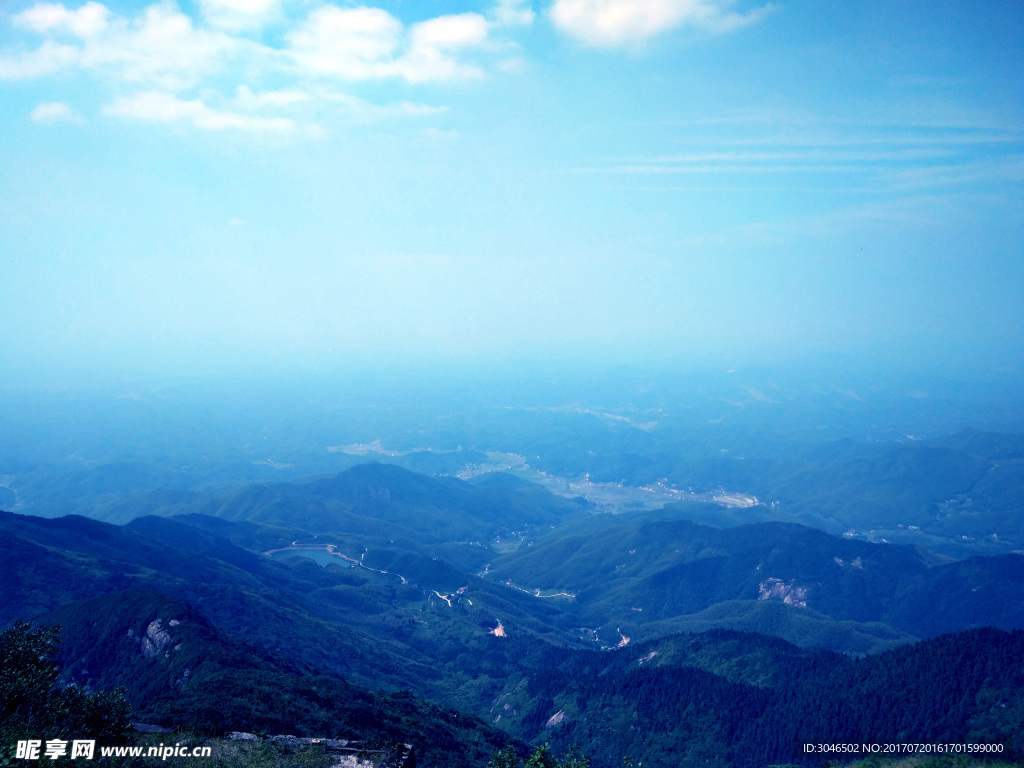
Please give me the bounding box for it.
[1,0,1022,382]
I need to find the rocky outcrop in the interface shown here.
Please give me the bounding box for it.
[140,619,174,658]
[758,578,808,608]
[545,709,568,728]
[833,556,864,569]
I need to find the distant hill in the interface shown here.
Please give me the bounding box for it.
[202,462,589,540]
[484,513,1024,644]
[7,421,1024,556]
[3,459,1024,767]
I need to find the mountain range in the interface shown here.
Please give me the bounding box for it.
[3,461,1023,766]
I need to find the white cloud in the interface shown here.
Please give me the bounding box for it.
[14,1,111,37]
[3,2,503,88]
[396,14,490,83]
[379,100,450,118]
[0,40,80,79]
[199,0,280,31]
[286,6,402,80]
[233,85,311,109]
[101,86,441,132]
[498,56,527,73]
[30,100,83,123]
[285,7,490,83]
[87,3,242,89]
[104,91,296,132]
[423,127,459,139]
[491,0,535,27]
[0,1,506,133]
[2,2,243,90]
[548,0,771,47]
[314,88,449,120]
[411,13,490,50]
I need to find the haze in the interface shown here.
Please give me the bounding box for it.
[0,0,1021,384]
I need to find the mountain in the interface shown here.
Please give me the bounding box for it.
[202,462,588,542]
[34,588,512,768]
[500,626,1024,768]
[483,512,1024,646]
[3,461,1024,767]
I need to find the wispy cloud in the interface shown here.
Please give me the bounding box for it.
[312,89,450,121]
[30,100,84,123]
[490,0,536,27]
[103,91,300,133]
[548,0,772,47]
[673,195,968,248]
[633,148,958,164]
[884,156,1024,191]
[661,132,1024,149]
[231,85,310,110]
[579,123,1024,195]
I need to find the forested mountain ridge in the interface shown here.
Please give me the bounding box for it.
[510,626,1024,768]
[14,585,1024,768]
[484,515,1024,644]
[31,588,511,767]
[3,451,1024,767]
[6,469,1024,662]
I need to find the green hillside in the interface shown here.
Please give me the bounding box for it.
[3,460,1024,768]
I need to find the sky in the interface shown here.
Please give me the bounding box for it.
[1,0,1022,383]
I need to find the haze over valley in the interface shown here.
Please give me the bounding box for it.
[2,365,1024,766]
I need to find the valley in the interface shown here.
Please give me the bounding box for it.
[3,456,1024,767]
[2,371,1023,767]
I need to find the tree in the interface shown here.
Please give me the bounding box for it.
[0,622,130,766]
[489,745,522,768]
[523,743,558,768]
[489,743,590,768]
[559,745,589,768]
